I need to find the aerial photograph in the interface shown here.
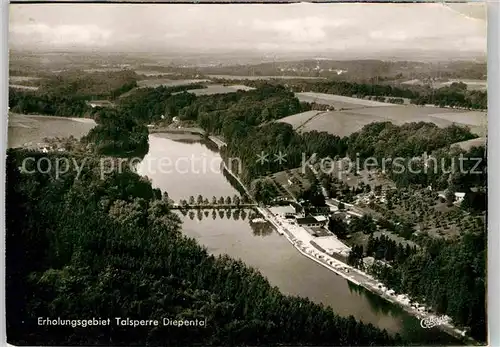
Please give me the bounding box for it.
[6,2,487,346]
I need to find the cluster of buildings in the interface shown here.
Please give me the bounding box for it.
[269,203,337,238]
[270,203,328,222]
[267,201,353,257]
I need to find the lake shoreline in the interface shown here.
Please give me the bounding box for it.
[204,135,476,345]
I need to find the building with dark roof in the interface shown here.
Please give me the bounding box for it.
[296,215,328,227]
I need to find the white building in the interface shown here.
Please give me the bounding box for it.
[455,192,466,203]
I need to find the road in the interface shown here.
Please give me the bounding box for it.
[171,203,256,209]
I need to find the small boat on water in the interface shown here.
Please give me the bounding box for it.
[251,218,266,223]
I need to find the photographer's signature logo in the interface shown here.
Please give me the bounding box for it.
[420,316,449,329]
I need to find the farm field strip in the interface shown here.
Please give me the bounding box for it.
[295,111,328,132]
[277,110,325,129]
[9,76,42,83]
[9,84,39,90]
[137,78,211,88]
[296,94,369,111]
[296,92,400,108]
[186,84,255,95]
[426,111,487,127]
[280,96,487,137]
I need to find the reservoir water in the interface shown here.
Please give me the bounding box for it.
[137,133,458,345]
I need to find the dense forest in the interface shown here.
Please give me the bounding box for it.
[346,122,483,189]
[6,150,401,346]
[347,229,486,341]
[239,79,487,110]
[387,144,487,191]
[347,121,476,161]
[38,70,139,99]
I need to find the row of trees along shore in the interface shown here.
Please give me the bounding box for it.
[178,195,250,206]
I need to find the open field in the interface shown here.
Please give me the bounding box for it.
[344,106,487,132]
[300,110,484,137]
[296,92,400,110]
[280,95,487,137]
[137,78,211,88]
[277,110,325,129]
[8,113,96,149]
[186,84,255,95]
[207,74,327,81]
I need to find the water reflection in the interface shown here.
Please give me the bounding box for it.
[232,209,240,220]
[174,207,273,236]
[249,221,274,237]
[141,134,460,345]
[136,135,241,201]
[348,282,397,316]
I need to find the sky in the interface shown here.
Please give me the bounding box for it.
[9,3,487,59]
